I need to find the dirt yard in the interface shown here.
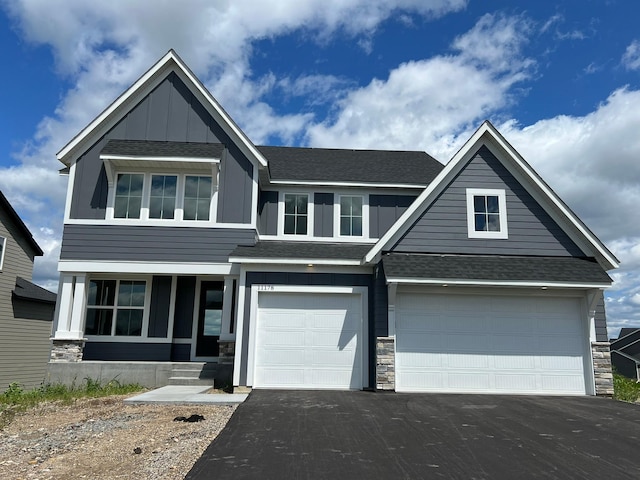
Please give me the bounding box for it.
[0,395,236,480]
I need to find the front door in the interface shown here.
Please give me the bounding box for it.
[195,281,224,357]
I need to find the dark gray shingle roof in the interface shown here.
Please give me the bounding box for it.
[258,146,443,186]
[102,140,224,158]
[0,190,43,257]
[383,254,612,284]
[230,241,371,261]
[13,277,57,304]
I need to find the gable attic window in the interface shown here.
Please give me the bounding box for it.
[149,175,177,219]
[114,174,144,219]
[466,188,508,239]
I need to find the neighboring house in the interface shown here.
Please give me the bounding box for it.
[611,328,640,381]
[48,50,618,396]
[0,191,57,390]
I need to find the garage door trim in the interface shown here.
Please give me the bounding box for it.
[247,285,368,389]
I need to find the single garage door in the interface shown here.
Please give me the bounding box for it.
[254,292,363,389]
[396,292,588,394]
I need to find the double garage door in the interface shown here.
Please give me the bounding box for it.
[396,291,589,395]
[253,291,364,390]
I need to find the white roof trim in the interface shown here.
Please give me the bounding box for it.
[268,179,426,189]
[228,256,361,266]
[100,154,221,163]
[386,277,611,289]
[365,121,619,271]
[57,50,268,168]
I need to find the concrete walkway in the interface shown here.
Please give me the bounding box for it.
[124,385,248,405]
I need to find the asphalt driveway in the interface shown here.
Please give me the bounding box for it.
[186,390,640,479]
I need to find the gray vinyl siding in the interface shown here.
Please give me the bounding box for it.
[60,225,255,263]
[173,276,196,338]
[171,344,191,361]
[83,342,171,361]
[370,194,416,239]
[258,190,278,235]
[238,272,375,388]
[314,193,334,237]
[393,146,585,257]
[70,72,254,223]
[594,291,608,342]
[0,208,52,390]
[148,276,171,338]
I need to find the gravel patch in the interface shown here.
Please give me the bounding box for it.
[0,395,236,480]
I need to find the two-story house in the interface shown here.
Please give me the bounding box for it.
[48,50,617,396]
[0,190,57,390]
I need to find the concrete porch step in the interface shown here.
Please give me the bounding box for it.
[168,376,216,387]
[168,362,216,386]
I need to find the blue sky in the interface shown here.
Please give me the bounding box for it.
[0,0,639,337]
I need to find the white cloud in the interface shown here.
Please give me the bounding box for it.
[622,39,640,71]
[306,13,534,156]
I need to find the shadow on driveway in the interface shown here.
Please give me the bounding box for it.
[186,390,640,479]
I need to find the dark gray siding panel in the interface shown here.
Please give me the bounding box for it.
[83,342,171,361]
[173,276,196,338]
[239,272,375,388]
[314,193,334,237]
[217,147,254,224]
[60,225,255,262]
[611,351,638,380]
[595,291,608,342]
[258,190,278,235]
[370,194,416,238]
[12,298,55,322]
[71,72,254,221]
[171,344,191,361]
[393,146,585,257]
[148,276,172,338]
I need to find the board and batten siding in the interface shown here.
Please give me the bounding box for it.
[60,225,255,263]
[0,207,53,390]
[258,190,278,236]
[314,193,334,237]
[393,146,586,257]
[70,72,254,224]
[370,194,417,239]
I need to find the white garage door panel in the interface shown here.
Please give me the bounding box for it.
[396,293,587,395]
[254,292,363,390]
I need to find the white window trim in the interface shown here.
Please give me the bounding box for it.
[84,277,151,340]
[106,170,219,224]
[0,236,5,270]
[334,193,369,240]
[278,191,314,237]
[466,188,508,239]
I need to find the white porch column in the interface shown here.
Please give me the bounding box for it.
[68,275,87,339]
[53,274,75,339]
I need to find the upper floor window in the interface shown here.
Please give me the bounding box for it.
[0,236,5,270]
[85,279,147,337]
[184,176,213,221]
[149,175,177,219]
[339,195,363,236]
[284,193,308,235]
[109,173,214,222]
[114,174,143,219]
[466,188,508,239]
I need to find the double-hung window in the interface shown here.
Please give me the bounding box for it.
[283,193,308,235]
[111,173,213,222]
[466,188,508,239]
[85,279,147,337]
[339,195,363,237]
[114,174,144,219]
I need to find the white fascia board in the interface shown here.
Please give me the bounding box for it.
[364,120,619,271]
[479,123,619,270]
[257,234,376,244]
[58,260,232,275]
[268,179,426,189]
[100,154,221,163]
[228,257,361,266]
[386,277,611,289]
[57,50,267,169]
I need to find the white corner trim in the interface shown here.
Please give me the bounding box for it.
[465,188,508,239]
